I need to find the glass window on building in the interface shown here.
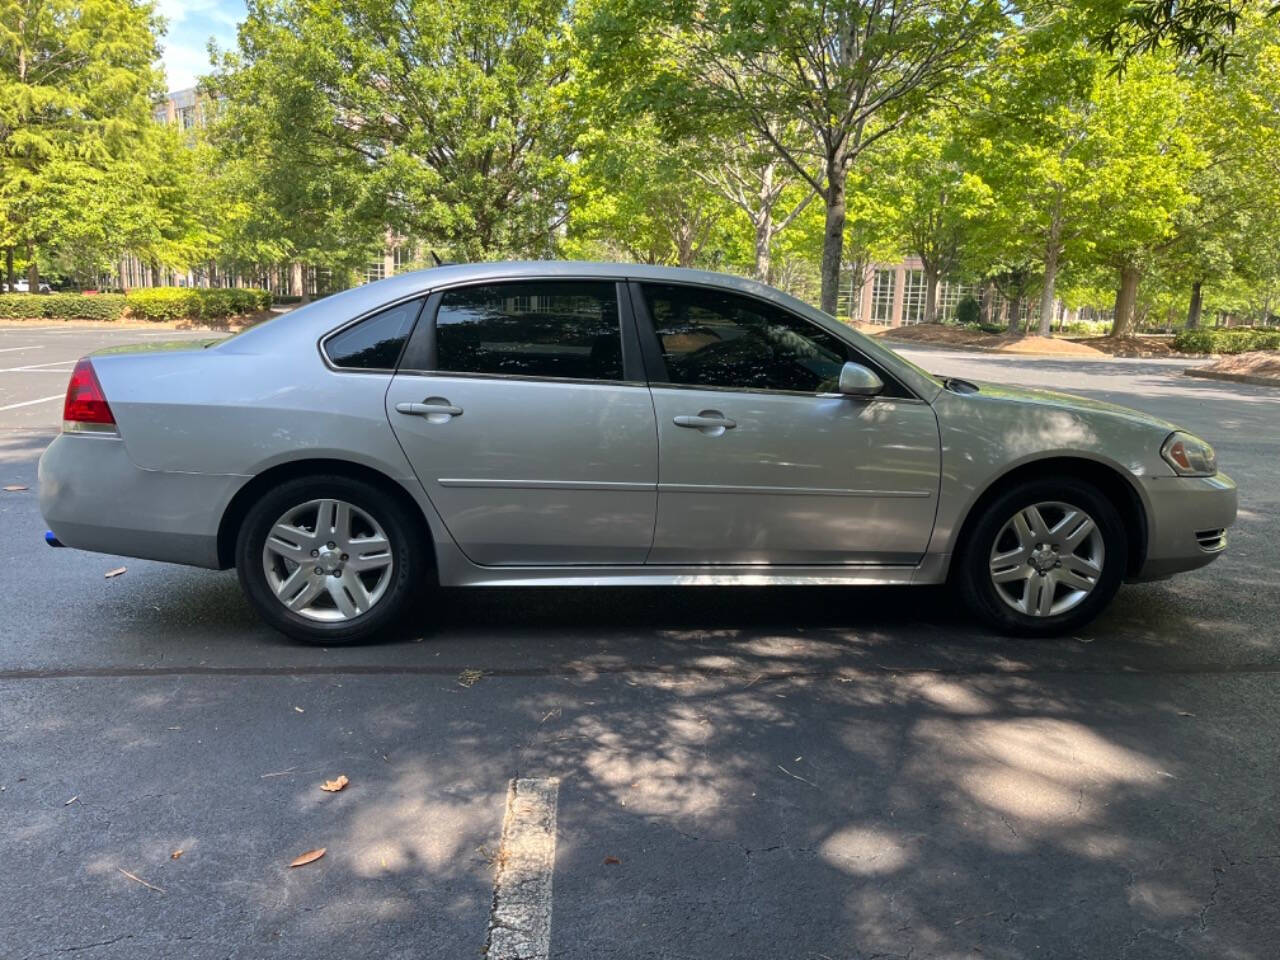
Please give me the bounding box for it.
[392,245,416,274]
[870,269,895,324]
[179,106,197,129]
[937,281,972,322]
[902,269,927,325]
[365,259,386,285]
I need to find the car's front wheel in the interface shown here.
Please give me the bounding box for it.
[235,475,426,644]
[956,477,1128,637]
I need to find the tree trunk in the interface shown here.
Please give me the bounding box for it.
[1007,294,1021,334]
[676,226,696,268]
[4,248,13,291]
[27,253,39,291]
[753,223,772,284]
[1186,279,1203,329]
[818,165,846,316]
[300,265,312,304]
[922,263,939,324]
[1111,264,1141,338]
[1038,244,1060,338]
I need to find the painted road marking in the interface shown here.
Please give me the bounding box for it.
[0,360,79,372]
[0,394,63,411]
[0,345,38,354]
[485,778,560,960]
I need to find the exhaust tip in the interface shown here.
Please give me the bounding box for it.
[44,531,65,548]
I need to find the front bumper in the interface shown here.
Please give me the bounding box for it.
[1133,471,1237,580]
[38,432,243,569]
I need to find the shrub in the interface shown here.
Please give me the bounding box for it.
[124,287,272,322]
[1172,327,1280,354]
[0,293,127,321]
[958,320,1008,335]
[954,295,980,326]
[1056,319,1112,337]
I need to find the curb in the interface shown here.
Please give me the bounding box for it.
[879,337,1201,361]
[1185,368,1280,388]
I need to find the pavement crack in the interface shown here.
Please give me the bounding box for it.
[46,935,135,955]
[1198,865,1226,932]
[666,825,809,860]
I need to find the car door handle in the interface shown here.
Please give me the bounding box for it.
[673,411,736,435]
[395,399,463,421]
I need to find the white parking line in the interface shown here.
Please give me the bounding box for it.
[0,360,78,372]
[485,778,560,960]
[0,345,38,354]
[0,394,63,411]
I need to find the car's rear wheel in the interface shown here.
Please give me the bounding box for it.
[235,475,426,644]
[956,477,1127,637]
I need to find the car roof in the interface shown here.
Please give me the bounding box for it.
[221,260,942,399]
[322,261,820,323]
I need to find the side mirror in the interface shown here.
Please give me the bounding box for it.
[838,361,884,397]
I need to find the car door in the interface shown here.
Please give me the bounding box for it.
[633,281,941,565]
[384,278,657,566]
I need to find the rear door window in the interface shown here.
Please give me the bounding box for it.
[434,281,624,381]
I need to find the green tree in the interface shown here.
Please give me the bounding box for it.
[1165,12,1280,327]
[865,109,994,323]
[965,20,1201,337]
[0,0,162,287]
[582,0,1008,315]
[567,118,728,266]
[215,0,576,262]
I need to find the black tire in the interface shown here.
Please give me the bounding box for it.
[955,477,1128,637]
[235,474,428,645]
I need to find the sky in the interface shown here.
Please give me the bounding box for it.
[155,0,247,92]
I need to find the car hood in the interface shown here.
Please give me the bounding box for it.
[965,379,1180,434]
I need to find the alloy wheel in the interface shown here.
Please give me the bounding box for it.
[261,498,394,622]
[988,501,1105,618]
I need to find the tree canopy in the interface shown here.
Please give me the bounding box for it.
[1,0,1278,333]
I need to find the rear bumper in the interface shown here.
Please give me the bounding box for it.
[1133,472,1237,580]
[38,432,242,569]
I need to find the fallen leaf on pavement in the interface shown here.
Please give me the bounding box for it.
[293,706,304,713]
[320,775,349,793]
[170,850,183,860]
[104,567,127,579]
[289,848,326,868]
[3,484,27,492]
[117,867,165,893]
[64,795,79,806]
[603,856,621,865]
[457,669,484,687]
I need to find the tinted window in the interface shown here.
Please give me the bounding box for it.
[436,281,623,381]
[326,299,421,369]
[644,284,860,393]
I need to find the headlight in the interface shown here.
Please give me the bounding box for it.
[1161,431,1217,476]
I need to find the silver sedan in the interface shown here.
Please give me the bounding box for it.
[39,263,1237,643]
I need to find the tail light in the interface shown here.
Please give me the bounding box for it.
[63,358,117,434]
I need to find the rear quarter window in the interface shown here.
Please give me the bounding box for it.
[324,299,423,370]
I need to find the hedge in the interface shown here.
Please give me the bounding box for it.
[0,293,127,321]
[1172,327,1280,354]
[124,287,272,322]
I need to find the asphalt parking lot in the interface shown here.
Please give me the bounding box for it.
[2,324,1277,959]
